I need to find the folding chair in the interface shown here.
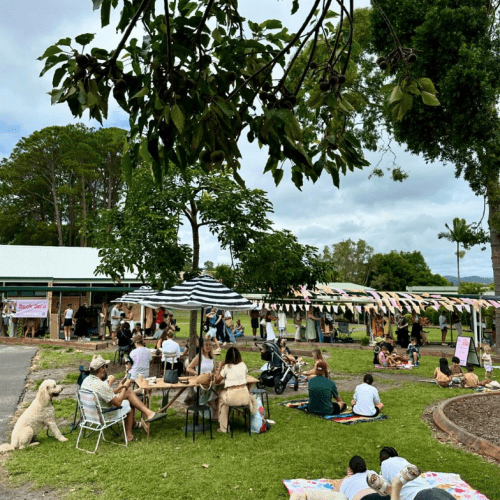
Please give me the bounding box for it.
[337,321,354,343]
[76,389,127,454]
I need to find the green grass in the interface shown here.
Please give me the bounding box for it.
[37,349,94,370]
[5,347,499,500]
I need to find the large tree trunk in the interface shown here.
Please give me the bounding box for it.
[80,175,87,247]
[487,183,500,352]
[49,161,63,246]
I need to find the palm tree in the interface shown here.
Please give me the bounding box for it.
[438,218,471,286]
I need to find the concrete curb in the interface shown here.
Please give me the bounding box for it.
[433,392,500,461]
[0,337,110,351]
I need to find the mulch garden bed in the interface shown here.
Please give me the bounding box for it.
[443,392,500,447]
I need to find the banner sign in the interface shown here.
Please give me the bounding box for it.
[14,300,49,318]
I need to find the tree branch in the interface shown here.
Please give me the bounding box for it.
[109,0,153,65]
[164,0,173,81]
[193,0,216,47]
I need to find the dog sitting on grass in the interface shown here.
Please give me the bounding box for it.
[0,379,67,452]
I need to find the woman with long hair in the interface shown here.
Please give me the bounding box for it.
[433,357,453,387]
[217,347,255,432]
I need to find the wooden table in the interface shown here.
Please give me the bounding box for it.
[135,375,258,436]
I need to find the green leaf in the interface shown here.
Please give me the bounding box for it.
[39,45,62,60]
[397,91,413,120]
[418,78,437,94]
[52,66,68,87]
[421,91,441,106]
[291,0,299,15]
[75,33,95,46]
[49,88,65,105]
[171,104,185,134]
[191,123,203,151]
[101,0,112,27]
[272,168,284,186]
[56,37,72,46]
[406,85,421,96]
[261,20,282,30]
[122,151,132,186]
[92,0,104,9]
[131,87,149,99]
[389,85,402,104]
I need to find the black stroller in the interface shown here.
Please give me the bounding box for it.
[256,341,299,394]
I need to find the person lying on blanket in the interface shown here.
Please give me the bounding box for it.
[337,455,390,500]
[378,346,402,368]
[367,447,456,500]
[351,374,384,417]
[307,361,346,416]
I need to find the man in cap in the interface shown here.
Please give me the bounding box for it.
[81,355,163,442]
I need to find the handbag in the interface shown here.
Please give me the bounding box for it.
[260,319,267,326]
[163,370,179,384]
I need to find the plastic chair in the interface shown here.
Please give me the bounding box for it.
[227,405,252,438]
[76,389,127,454]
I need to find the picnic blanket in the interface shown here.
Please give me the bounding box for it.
[374,363,413,370]
[283,472,490,500]
[280,399,388,424]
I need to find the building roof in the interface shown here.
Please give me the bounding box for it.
[321,282,375,292]
[0,245,138,281]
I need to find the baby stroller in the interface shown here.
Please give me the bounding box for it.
[256,341,299,394]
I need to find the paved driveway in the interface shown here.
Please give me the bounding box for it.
[0,345,37,444]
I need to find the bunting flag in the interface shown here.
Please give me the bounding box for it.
[463,304,471,313]
[265,303,270,309]
[368,291,381,300]
[304,304,310,311]
[431,300,440,312]
[333,305,339,313]
[380,305,387,314]
[356,305,362,313]
[326,304,332,312]
[338,305,345,312]
[456,304,463,312]
[346,303,354,313]
[318,304,324,311]
[291,304,296,311]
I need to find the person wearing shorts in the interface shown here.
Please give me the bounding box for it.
[63,304,74,341]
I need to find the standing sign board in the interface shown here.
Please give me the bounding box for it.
[14,300,49,318]
[454,336,480,367]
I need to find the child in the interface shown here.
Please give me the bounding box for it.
[482,345,493,379]
[461,364,491,388]
[277,338,303,367]
[406,337,420,367]
[378,345,402,367]
[450,356,464,384]
[433,358,453,387]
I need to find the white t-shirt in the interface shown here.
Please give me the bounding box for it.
[161,338,181,363]
[439,315,447,329]
[352,383,381,417]
[129,346,152,380]
[381,457,430,500]
[340,471,377,500]
[224,310,232,319]
[110,307,121,328]
[65,308,73,319]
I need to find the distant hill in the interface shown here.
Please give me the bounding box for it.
[443,275,493,285]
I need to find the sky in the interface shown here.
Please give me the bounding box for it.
[0,0,492,280]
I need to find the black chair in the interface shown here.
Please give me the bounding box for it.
[227,405,252,438]
[113,346,129,365]
[251,388,270,418]
[185,404,213,442]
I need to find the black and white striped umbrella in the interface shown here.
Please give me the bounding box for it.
[139,274,253,311]
[111,286,159,304]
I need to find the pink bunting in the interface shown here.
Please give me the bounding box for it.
[356,305,362,313]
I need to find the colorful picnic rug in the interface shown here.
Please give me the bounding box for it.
[280,399,388,424]
[374,363,413,370]
[283,472,490,500]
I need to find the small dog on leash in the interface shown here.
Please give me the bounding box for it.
[0,379,67,452]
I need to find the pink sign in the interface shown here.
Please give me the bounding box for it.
[454,336,471,367]
[14,300,49,318]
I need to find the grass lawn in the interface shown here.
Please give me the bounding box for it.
[4,346,499,500]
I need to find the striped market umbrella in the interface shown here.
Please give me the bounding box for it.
[138,274,253,311]
[112,286,158,304]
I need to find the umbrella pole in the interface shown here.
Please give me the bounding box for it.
[196,306,204,407]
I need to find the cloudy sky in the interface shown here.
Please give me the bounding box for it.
[0,0,492,280]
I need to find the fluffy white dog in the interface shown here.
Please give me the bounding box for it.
[0,379,68,452]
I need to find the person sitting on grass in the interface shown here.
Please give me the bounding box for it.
[367,446,456,500]
[406,337,420,367]
[433,358,453,387]
[337,455,390,500]
[233,319,244,338]
[450,356,464,384]
[303,348,330,378]
[307,361,346,416]
[351,374,384,417]
[461,364,491,388]
[81,355,162,443]
[378,346,402,368]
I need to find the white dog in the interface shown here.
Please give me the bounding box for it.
[0,379,68,452]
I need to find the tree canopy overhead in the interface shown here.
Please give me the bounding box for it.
[38,0,440,191]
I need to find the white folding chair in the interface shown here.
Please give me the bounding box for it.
[76,389,127,454]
